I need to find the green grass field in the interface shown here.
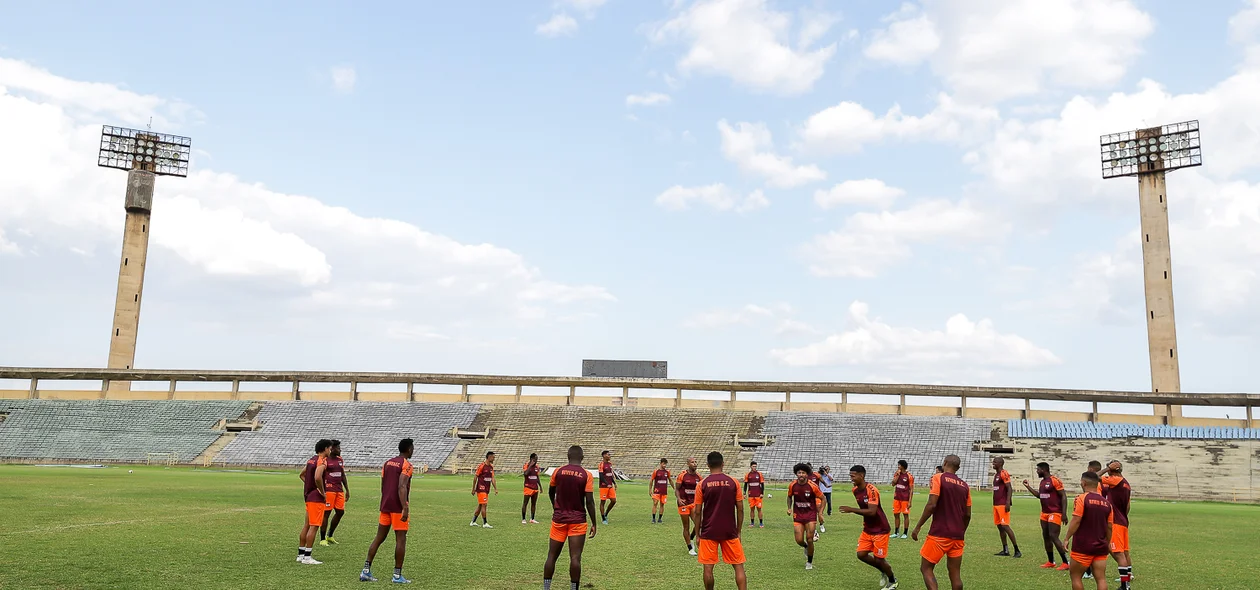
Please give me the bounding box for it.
[0,465,1254,589]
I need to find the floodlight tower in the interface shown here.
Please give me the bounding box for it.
[1100,120,1202,417]
[97,126,191,389]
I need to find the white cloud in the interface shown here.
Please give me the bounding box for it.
[563,0,608,13]
[684,303,778,328]
[0,58,200,128]
[626,92,671,107]
[863,3,940,65]
[329,66,356,94]
[814,179,905,209]
[800,93,997,153]
[536,13,579,37]
[718,120,825,188]
[648,0,838,95]
[654,183,768,213]
[803,199,1002,277]
[770,301,1061,370]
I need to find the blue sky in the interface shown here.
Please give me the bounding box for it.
[1,0,1259,395]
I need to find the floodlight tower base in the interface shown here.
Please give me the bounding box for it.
[1136,169,1181,420]
[106,170,155,394]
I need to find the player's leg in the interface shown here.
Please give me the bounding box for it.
[360,522,391,581]
[471,501,482,526]
[530,493,539,522]
[1091,559,1108,590]
[920,557,939,590]
[482,496,491,527]
[542,537,565,588]
[702,564,716,590]
[1070,558,1087,590]
[1047,522,1069,564]
[522,495,529,523]
[567,531,587,588]
[733,563,748,590]
[1002,524,1019,556]
[794,522,807,547]
[328,508,345,540]
[320,508,330,542]
[803,522,816,567]
[605,496,616,520]
[945,554,963,590]
[681,509,693,551]
[391,530,409,583]
[1040,520,1055,564]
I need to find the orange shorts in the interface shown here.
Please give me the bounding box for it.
[748,497,763,508]
[324,491,346,511]
[920,535,965,564]
[477,492,489,505]
[1040,512,1063,525]
[524,488,539,496]
[549,522,588,542]
[1071,552,1108,567]
[652,493,668,504]
[993,506,1010,526]
[857,532,889,558]
[893,500,910,515]
[305,501,325,526]
[678,503,695,516]
[600,488,616,501]
[697,538,746,565]
[378,512,409,531]
[1110,524,1129,553]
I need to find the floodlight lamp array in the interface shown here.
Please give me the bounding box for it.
[97,125,192,177]
[1100,120,1201,179]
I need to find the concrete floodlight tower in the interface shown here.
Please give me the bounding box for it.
[1100,120,1202,419]
[97,126,191,390]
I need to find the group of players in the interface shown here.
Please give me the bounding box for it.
[297,439,1134,590]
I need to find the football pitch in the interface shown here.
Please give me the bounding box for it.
[0,465,1254,589]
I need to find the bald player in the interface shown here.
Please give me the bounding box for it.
[1101,461,1133,590]
[360,438,414,584]
[840,465,898,590]
[676,457,703,556]
[1024,462,1070,570]
[1065,471,1113,590]
[543,445,598,590]
[911,454,972,590]
[694,451,748,590]
[787,462,823,570]
[991,457,1020,557]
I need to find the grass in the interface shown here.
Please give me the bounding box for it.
[0,464,1254,589]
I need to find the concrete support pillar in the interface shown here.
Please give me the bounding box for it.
[168,379,177,400]
[107,170,156,394]
[899,393,906,415]
[515,384,522,403]
[784,391,791,411]
[675,388,683,409]
[100,380,110,399]
[350,381,358,401]
[231,380,241,401]
[960,395,968,417]
[1024,398,1031,420]
[291,381,300,401]
[460,384,469,403]
[407,382,415,402]
[841,392,848,414]
[729,390,736,408]
[1248,406,1255,429]
[568,385,576,406]
[1136,171,1181,408]
[621,386,629,406]
[28,379,38,400]
[1091,401,1099,423]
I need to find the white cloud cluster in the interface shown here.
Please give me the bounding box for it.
[655,183,768,213]
[717,120,825,188]
[329,66,356,94]
[800,93,997,153]
[684,302,818,337]
[648,0,838,95]
[626,92,671,107]
[863,3,940,65]
[813,179,904,209]
[537,0,608,37]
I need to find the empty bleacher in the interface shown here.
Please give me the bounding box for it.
[1009,419,1260,440]
[0,399,249,463]
[214,401,481,468]
[753,412,992,483]
[444,405,760,476]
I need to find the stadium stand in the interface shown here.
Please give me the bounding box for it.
[444,404,761,476]
[0,399,249,463]
[214,401,481,468]
[1009,419,1260,439]
[753,412,993,483]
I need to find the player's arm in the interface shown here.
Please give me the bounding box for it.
[492,469,498,494]
[399,470,412,522]
[1022,479,1037,495]
[471,466,479,495]
[962,497,972,530]
[314,462,327,498]
[910,494,938,540]
[584,490,599,538]
[1058,488,1068,523]
[1003,481,1012,511]
[1063,513,1081,550]
[908,474,915,506]
[548,477,558,506]
[342,469,350,500]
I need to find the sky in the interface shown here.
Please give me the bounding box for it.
[1,0,1258,395]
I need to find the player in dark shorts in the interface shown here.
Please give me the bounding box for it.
[1101,461,1133,589]
[694,451,748,590]
[742,461,765,528]
[523,453,543,524]
[911,454,972,590]
[598,450,617,524]
[1064,471,1113,590]
[319,439,349,546]
[297,438,331,565]
[470,451,498,528]
[650,458,671,524]
[543,445,598,590]
[360,438,415,584]
[1023,461,1070,570]
[787,462,823,570]
[839,465,898,590]
[991,456,1020,557]
[677,457,703,555]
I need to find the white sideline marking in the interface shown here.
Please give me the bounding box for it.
[1,506,283,536]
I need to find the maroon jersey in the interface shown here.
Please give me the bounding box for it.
[379,455,413,513]
[303,455,326,502]
[598,461,615,489]
[992,469,1011,506]
[926,472,972,540]
[677,471,701,505]
[1101,475,1131,528]
[475,463,494,493]
[697,473,744,541]
[788,480,821,523]
[853,482,891,535]
[651,469,672,495]
[1071,492,1114,557]
[893,471,913,501]
[550,464,593,524]
[743,471,764,498]
[324,456,345,493]
[523,463,541,491]
[1039,475,1065,514]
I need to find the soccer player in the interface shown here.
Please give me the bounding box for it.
[543,445,598,590]
[1023,462,1070,570]
[818,465,835,516]
[806,462,826,536]
[297,438,331,565]
[598,450,617,524]
[676,457,703,555]
[1064,471,1113,590]
[743,461,765,528]
[1082,460,1104,579]
[891,459,915,539]
[319,439,349,546]
[839,465,898,590]
[650,458,671,524]
[360,438,414,583]
[694,451,748,590]
[523,453,542,524]
[1102,461,1133,589]
[787,463,822,570]
[991,456,1020,557]
[470,451,497,528]
[911,454,972,590]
